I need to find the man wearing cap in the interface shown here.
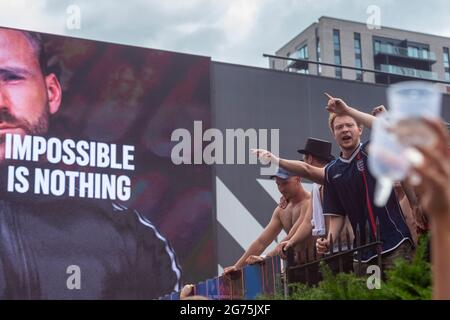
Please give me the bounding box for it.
[223,167,312,274]
[277,138,354,256]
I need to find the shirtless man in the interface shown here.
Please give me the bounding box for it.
[223,167,312,274]
[277,138,354,258]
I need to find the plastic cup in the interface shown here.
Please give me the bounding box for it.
[387,81,442,121]
[369,81,440,207]
[387,81,443,147]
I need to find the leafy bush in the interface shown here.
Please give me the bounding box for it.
[261,235,431,300]
[378,235,431,299]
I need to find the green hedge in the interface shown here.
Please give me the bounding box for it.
[262,235,431,300]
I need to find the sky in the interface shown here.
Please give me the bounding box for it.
[0,0,449,68]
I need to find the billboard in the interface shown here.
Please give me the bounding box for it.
[0,26,214,299]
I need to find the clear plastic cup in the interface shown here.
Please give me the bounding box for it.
[369,81,441,207]
[387,81,442,120]
[387,81,442,147]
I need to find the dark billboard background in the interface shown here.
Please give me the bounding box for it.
[0,27,215,298]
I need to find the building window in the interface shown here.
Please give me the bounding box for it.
[354,33,361,55]
[444,47,450,82]
[386,42,394,54]
[294,44,309,74]
[298,44,308,59]
[354,33,363,81]
[444,48,449,67]
[316,37,321,75]
[408,46,419,58]
[333,29,342,79]
[374,40,381,53]
[315,28,321,75]
[334,55,341,64]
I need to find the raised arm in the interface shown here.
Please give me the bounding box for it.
[324,92,379,129]
[223,207,283,274]
[412,120,450,299]
[279,159,325,185]
[251,149,325,185]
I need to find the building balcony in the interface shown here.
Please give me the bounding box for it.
[286,50,309,70]
[379,64,438,80]
[375,43,436,62]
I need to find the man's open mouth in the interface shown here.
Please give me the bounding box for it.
[342,135,352,141]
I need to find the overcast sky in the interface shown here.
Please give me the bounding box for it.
[1,0,449,68]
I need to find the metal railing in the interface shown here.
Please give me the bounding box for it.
[284,220,382,296]
[159,255,284,300]
[159,220,383,300]
[264,53,450,85]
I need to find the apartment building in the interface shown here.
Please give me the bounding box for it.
[271,16,450,88]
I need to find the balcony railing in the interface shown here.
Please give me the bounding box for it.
[380,64,438,80]
[375,43,436,61]
[286,50,309,69]
[264,53,450,85]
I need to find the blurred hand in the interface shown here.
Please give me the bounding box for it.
[251,149,280,165]
[316,237,330,255]
[412,120,450,223]
[277,240,292,259]
[279,196,288,209]
[324,92,350,115]
[372,105,387,117]
[223,265,238,275]
[245,255,265,265]
[180,284,195,299]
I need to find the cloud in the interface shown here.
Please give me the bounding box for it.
[0,0,449,67]
[0,0,63,33]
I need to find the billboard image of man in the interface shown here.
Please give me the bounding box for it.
[0,27,182,299]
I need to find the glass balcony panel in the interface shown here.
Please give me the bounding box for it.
[376,43,436,60]
[380,64,437,80]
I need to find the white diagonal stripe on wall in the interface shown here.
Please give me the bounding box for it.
[216,176,283,255]
[216,176,265,250]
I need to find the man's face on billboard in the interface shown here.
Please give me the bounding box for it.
[0,28,61,162]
